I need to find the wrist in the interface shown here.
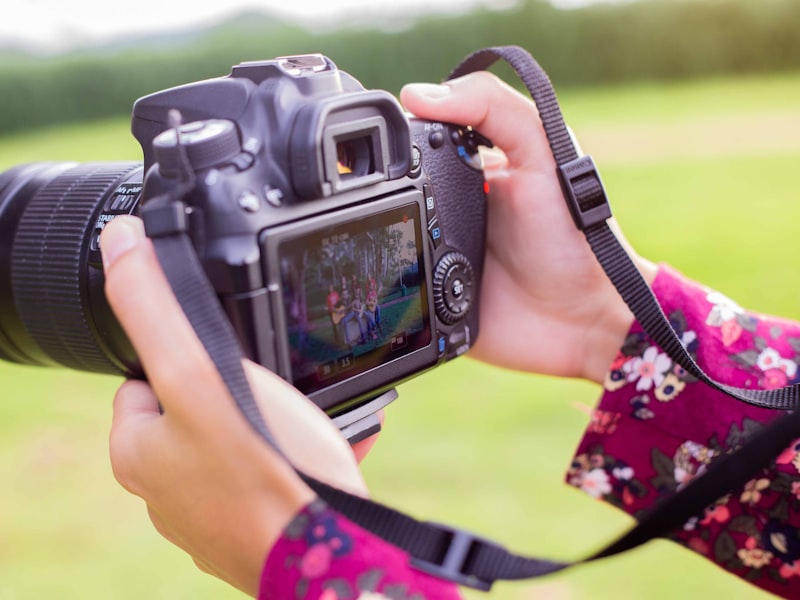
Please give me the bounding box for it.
[581,255,658,384]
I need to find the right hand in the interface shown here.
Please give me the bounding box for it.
[401,73,657,383]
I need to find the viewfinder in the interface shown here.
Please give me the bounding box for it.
[336,135,375,177]
[323,116,389,193]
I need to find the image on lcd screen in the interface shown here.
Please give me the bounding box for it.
[279,204,431,395]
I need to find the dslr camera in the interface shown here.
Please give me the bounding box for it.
[0,55,488,440]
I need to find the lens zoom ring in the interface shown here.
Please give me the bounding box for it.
[12,163,137,372]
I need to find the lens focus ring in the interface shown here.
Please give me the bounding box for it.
[11,162,140,372]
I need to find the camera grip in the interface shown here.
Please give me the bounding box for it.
[410,122,488,277]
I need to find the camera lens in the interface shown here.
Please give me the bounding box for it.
[0,161,143,375]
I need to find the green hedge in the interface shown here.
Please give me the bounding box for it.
[0,0,798,135]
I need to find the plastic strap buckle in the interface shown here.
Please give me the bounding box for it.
[409,523,494,591]
[557,155,612,231]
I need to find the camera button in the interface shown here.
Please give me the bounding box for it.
[423,183,437,219]
[427,217,443,248]
[429,131,445,149]
[264,186,284,207]
[448,327,470,357]
[433,252,475,325]
[231,152,255,171]
[238,190,261,213]
[409,144,423,177]
[90,230,102,252]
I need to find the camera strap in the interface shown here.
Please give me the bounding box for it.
[447,45,800,414]
[142,45,800,592]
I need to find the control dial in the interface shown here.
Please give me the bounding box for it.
[154,119,241,178]
[432,252,475,325]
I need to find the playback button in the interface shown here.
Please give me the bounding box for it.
[424,183,443,248]
[428,217,443,249]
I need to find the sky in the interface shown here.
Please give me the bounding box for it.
[3,0,614,54]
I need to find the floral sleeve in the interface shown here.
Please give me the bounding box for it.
[568,264,800,599]
[259,499,462,600]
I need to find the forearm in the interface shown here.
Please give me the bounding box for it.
[568,264,800,599]
[260,500,462,599]
[579,229,659,385]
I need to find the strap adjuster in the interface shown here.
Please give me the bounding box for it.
[142,200,190,238]
[409,523,494,591]
[557,155,612,230]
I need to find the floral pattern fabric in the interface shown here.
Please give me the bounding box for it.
[260,500,461,599]
[262,264,800,599]
[568,264,800,599]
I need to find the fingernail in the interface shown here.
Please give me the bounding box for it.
[101,216,145,271]
[480,147,508,170]
[406,83,451,99]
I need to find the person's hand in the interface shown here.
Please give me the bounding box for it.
[102,216,369,597]
[401,73,657,383]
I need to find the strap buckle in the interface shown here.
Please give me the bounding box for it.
[557,155,612,230]
[142,200,190,238]
[409,523,494,591]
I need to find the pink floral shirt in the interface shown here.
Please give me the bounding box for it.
[260,499,461,599]
[569,265,800,599]
[261,265,800,599]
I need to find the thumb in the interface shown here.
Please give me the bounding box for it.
[101,215,227,419]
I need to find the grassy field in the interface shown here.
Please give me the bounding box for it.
[0,71,798,599]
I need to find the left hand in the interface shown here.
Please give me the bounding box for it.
[401,74,657,383]
[103,216,369,597]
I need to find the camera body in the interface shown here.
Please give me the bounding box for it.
[0,55,488,433]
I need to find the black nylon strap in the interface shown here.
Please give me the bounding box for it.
[144,220,569,590]
[148,225,279,450]
[448,45,800,412]
[583,223,800,409]
[142,45,800,592]
[449,46,579,167]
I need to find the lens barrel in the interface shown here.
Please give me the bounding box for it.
[0,162,143,375]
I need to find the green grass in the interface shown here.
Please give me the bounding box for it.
[558,71,800,127]
[1,71,799,599]
[0,117,140,164]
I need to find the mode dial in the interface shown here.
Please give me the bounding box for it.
[432,252,475,325]
[154,119,241,178]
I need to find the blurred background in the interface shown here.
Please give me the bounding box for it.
[1,0,799,598]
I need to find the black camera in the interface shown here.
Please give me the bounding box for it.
[0,54,488,439]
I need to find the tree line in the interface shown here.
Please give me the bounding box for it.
[0,0,798,136]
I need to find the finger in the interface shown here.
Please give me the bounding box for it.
[400,71,553,170]
[193,557,218,577]
[351,433,380,463]
[350,410,384,463]
[109,380,161,495]
[244,362,368,497]
[147,504,181,547]
[104,218,364,497]
[101,216,226,413]
[111,379,161,425]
